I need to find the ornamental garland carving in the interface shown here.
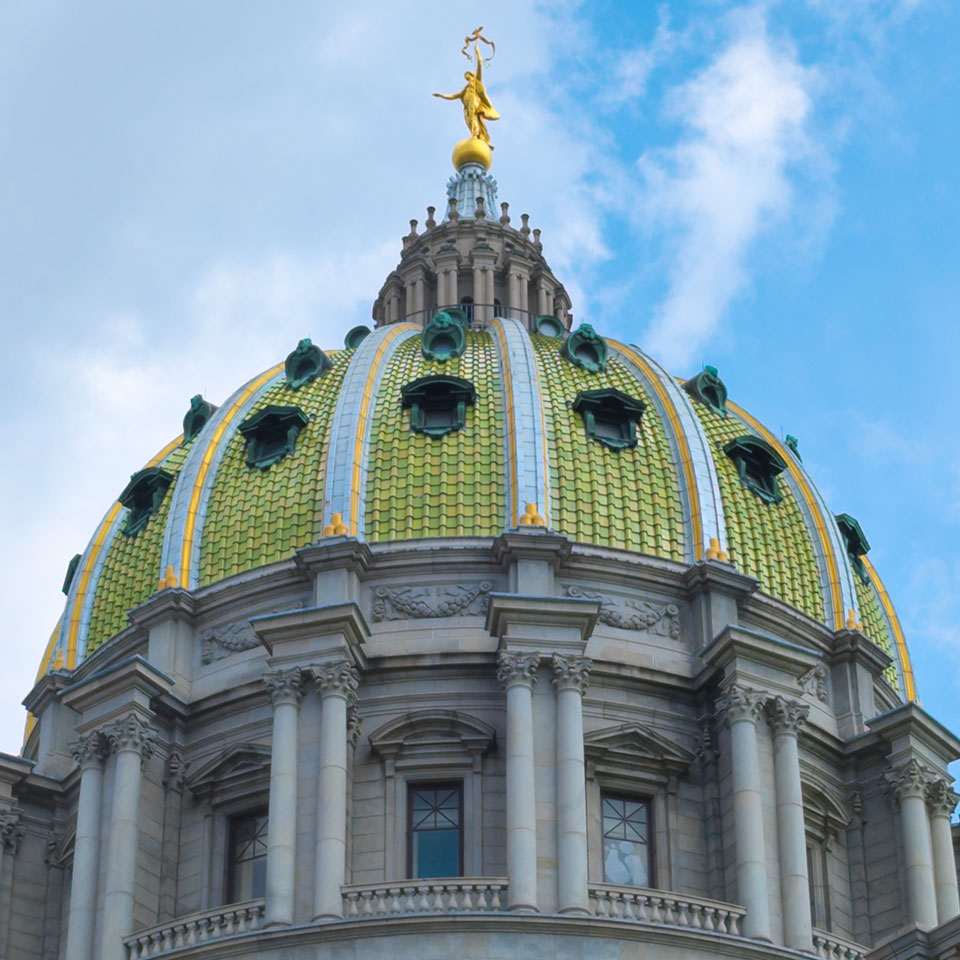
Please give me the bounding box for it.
[201,601,304,664]
[372,581,493,622]
[565,586,679,638]
[552,655,592,694]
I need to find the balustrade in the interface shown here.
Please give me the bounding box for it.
[123,901,265,958]
[588,883,745,936]
[342,879,507,917]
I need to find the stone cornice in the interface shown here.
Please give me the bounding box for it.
[699,625,821,690]
[295,538,373,580]
[61,655,173,728]
[0,753,34,802]
[21,669,73,717]
[829,629,893,676]
[682,561,759,604]
[492,530,572,571]
[128,587,198,631]
[251,602,369,667]
[867,702,960,770]
[486,594,599,655]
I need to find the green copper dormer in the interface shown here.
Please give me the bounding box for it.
[422,311,467,362]
[182,394,218,443]
[239,405,309,469]
[561,323,607,373]
[684,365,728,417]
[401,374,476,438]
[119,467,174,536]
[572,388,645,451]
[285,338,332,389]
[836,513,871,583]
[724,435,787,504]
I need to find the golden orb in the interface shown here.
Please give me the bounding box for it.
[452,137,492,171]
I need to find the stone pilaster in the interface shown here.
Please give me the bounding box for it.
[101,714,157,960]
[498,651,540,912]
[766,696,813,951]
[552,655,591,915]
[926,778,960,923]
[886,759,938,929]
[718,684,771,941]
[65,731,108,960]
[312,660,360,921]
[263,667,304,927]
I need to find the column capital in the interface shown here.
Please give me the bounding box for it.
[69,730,109,770]
[263,666,305,708]
[312,660,360,701]
[497,651,540,689]
[105,712,158,762]
[886,758,936,801]
[0,807,25,854]
[717,684,766,727]
[552,654,591,694]
[926,778,960,818]
[766,696,809,737]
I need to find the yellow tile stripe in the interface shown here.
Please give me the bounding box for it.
[348,324,417,537]
[612,341,703,561]
[25,616,64,741]
[65,436,182,669]
[863,555,917,702]
[728,401,844,630]
[178,363,284,586]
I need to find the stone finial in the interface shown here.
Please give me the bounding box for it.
[552,655,591,694]
[500,201,510,225]
[426,206,437,229]
[0,808,25,854]
[157,565,178,591]
[497,651,541,689]
[766,696,809,736]
[323,512,348,536]
[313,660,360,700]
[408,219,419,237]
[475,196,486,219]
[845,608,862,631]
[532,227,542,251]
[705,537,730,562]
[926,778,960,818]
[520,213,531,237]
[448,197,459,221]
[518,502,546,527]
[717,684,766,727]
[886,758,935,801]
[69,730,108,769]
[263,666,304,708]
[105,713,158,763]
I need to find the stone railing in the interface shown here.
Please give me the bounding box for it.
[588,883,745,935]
[124,900,265,957]
[812,929,867,960]
[342,878,508,917]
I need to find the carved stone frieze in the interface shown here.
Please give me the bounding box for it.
[263,667,304,708]
[799,663,828,703]
[201,601,304,663]
[497,651,541,689]
[313,660,360,700]
[926,778,960,818]
[105,713,158,762]
[372,581,493,621]
[551,655,591,694]
[717,684,766,727]
[565,586,679,637]
[766,696,809,736]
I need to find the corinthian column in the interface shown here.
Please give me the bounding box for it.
[766,696,813,950]
[263,667,304,927]
[312,660,359,921]
[926,778,960,923]
[552,655,591,915]
[65,732,107,960]
[887,759,938,929]
[101,714,157,960]
[719,685,771,940]
[498,651,540,912]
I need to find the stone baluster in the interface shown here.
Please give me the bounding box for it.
[886,759,938,929]
[719,685,771,940]
[766,696,813,951]
[552,655,591,915]
[312,660,359,921]
[102,714,157,960]
[926,778,960,923]
[263,667,304,927]
[497,651,540,912]
[65,732,108,960]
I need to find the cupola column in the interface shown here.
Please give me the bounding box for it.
[64,732,107,960]
[887,759,938,929]
[766,697,813,951]
[101,713,157,960]
[312,660,359,921]
[719,684,771,941]
[926,778,960,923]
[552,655,591,915]
[498,651,540,912]
[263,667,304,927]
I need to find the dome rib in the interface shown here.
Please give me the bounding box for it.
[863,555,917,702]
[610,341,726,564]
[323,323,420,539]
[489,317,551,528]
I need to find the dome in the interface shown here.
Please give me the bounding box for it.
[37,157,915,708]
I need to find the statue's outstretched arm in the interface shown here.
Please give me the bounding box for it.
[433,88,463,101]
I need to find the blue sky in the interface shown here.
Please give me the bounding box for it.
[1,1,958,755]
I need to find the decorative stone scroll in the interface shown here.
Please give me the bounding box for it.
[766,696,809,736]
[565,586,679,638]
[372,581,493,622]
[105,713,158,763]
[496,651,540,689]
[799,663,828,703]
[313,660,360,701]
[263,667,304,708]
[552,655,591,694]
[717,684,766,727]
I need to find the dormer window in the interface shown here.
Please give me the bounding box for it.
[119,467,174,536]
[238,405,309,469]
[836,513,871,583]
[683,365,727,417]
[560,323,608,373]
[344,325,371,349]
[535,315,564,338]
[724,435,787,503]
[572,388,645,451]
[284,338,331,389]
[401,375,476,439]
[421,311,466,362]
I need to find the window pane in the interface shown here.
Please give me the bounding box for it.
[413,828,460,878]
[409,784,462,879]
[601,794,650,887]
[228,812,268,903]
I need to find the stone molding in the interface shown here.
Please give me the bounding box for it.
[551,655,591,694]
[926,778,960,818]
[497,651,540,689]
[0,807,25,854]
[885,758,936,801]
[372,581,493,622]
[105,712,158,761]
[565,586,679,637]
[717,684,766,727]
[766,696,809,736]
[312,660,360,700]
[263,667,305,708]
[69,730,109,769]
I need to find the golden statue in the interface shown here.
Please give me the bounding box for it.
[434,27,500,170]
